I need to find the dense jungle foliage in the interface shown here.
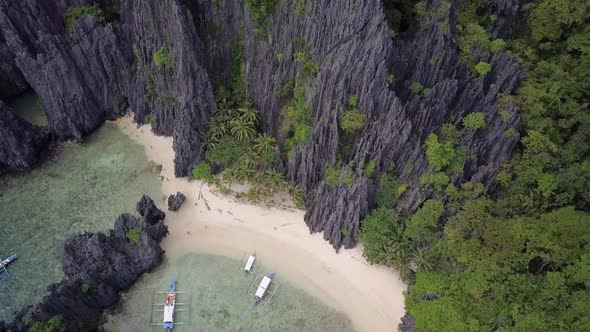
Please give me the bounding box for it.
[361,0,590,331]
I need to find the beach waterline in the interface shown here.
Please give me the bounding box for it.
[118,114,407,332]
[103,254,355,332]
[0,122,162,321]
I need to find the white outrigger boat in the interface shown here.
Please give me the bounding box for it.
[151,279,189,331]
[247,272,279,309]
[244,255,256,273]
[163,279,176,332]
[0,254,17,284]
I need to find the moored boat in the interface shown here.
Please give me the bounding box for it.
[0,254,16,271]
[163,279,176,331]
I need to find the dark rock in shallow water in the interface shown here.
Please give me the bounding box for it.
[0,196,167,332]
[0,101,48,174]
[168,192,186,212]
[136,194,166,225]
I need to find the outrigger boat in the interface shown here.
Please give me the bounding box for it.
[163,279,176,332]
[0,254,17,284]
[249,272,278,309]
[244,255,256,273]
[151,278,189,331]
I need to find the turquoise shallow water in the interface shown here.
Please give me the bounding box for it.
[103,254,355,332]
[1,93,354,330]
[0,121,162,320]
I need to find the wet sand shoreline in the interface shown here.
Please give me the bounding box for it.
[118,114,406,332]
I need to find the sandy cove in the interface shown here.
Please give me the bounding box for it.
[118,114,406,332]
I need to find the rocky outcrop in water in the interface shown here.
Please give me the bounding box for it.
[0,195,167,332]
[168,192,186,211]
[0,101,47,174]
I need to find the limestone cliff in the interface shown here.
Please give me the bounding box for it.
[0,101,47,174]
[0,0,523,250]
[199,0,523,248]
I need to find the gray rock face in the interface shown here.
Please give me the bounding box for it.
[0,0,523,251]
[0,195,167,332]
[201,0,523,249]
[121,0,216,176]
[0,101,47,174]
[0,1,130,140]
[0,30,27,99]
[167,191,186,211]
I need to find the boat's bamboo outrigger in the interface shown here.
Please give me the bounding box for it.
[246,272,280,308]
[0,254,17,284]
[150,279,191,331]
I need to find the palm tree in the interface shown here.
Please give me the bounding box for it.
[386,244,412,280]
[410,247,433,272]
[200,131,218,151]
[237,148,258,171]
[253,134,277,156]
[230,118,256,142]
[288,185,305,209]
[238,103,260,125]
[264,170,286,193]
[222,167,238,186]
[209,118,228,139]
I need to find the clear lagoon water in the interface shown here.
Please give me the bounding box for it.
[0,94,162,320]
[1,93,354,330]
[103,254,355,332]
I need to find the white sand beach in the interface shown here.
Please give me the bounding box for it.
[117,114,406,332]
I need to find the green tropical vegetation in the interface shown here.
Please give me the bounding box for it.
[80,283,91,295]
[191,162,215,184]
[283,41,318,152]
[363,160,376,178]
[192,35,305,208]
[410,81,424,94]
[340,95,367,133]
[474,61,491,76]
[64,5,104,33]
[125,227,143,245]
[462,112,486,130]
[244,0,279,24]
[153,47,174,71]
[29,316,65,332]
[358,0,590,330]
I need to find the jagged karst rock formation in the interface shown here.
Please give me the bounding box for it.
[0,101,48,174]
[0,29,28,99]
[197,0,523,249]
[167,191,186,211]
[0,0,523,250]
[0,1,129,140]
[121,0,216,177]
[0,195,167,332]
